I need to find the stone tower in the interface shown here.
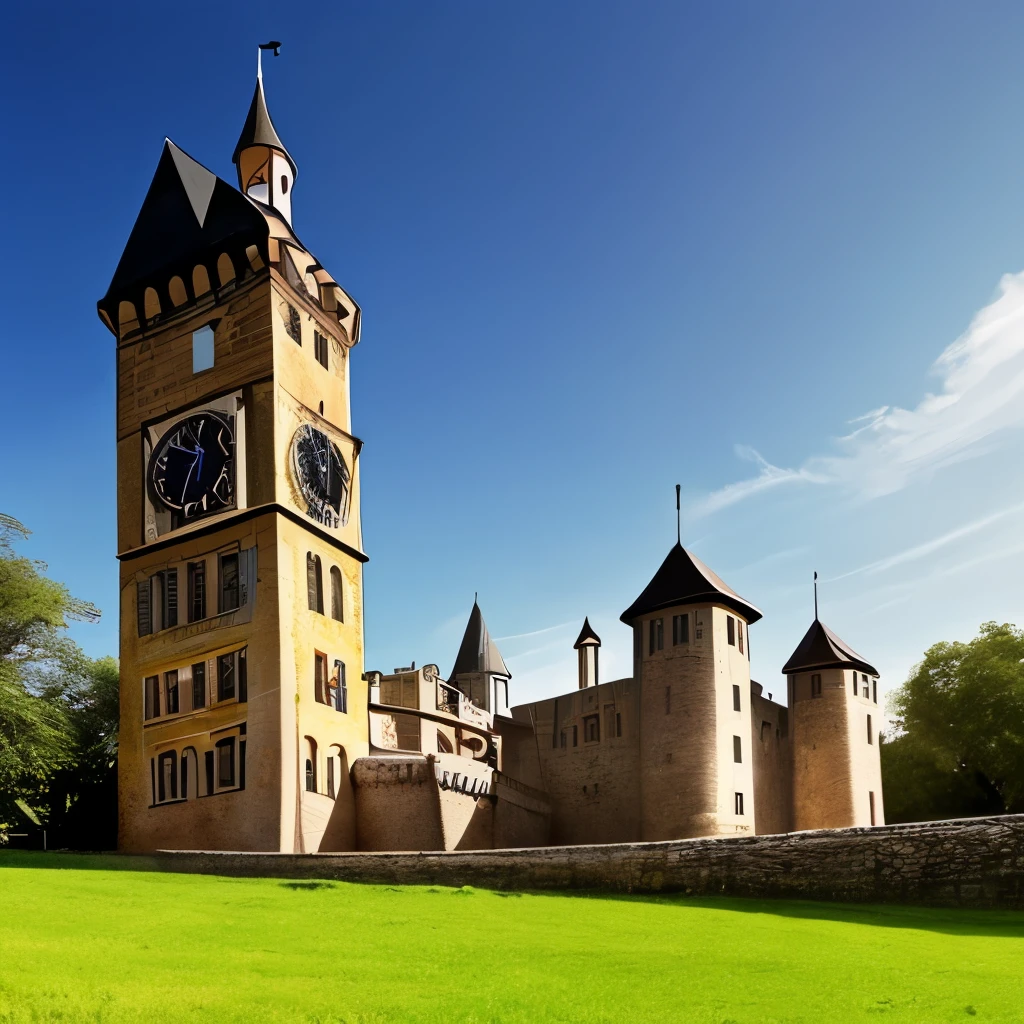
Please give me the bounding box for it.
[621,544,760,840]
[784,618,884,830]
[449,600,511,717]
[98,58,368,853]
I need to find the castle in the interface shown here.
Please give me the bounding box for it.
[100,57,884,854]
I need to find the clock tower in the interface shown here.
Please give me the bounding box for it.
[98,59,368,853]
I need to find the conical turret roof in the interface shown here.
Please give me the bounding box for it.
[573,617,601,648]
[620,543,762,624]
[782,618,878,676]
[232,72,297,176]
[450,601,510,680]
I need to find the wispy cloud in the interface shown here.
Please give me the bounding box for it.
[696,270,1024,512]
[695,446,828,515]
[493,620,576,643]
[827,500,1024,581]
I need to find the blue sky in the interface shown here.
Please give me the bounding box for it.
[4,2,1024,714]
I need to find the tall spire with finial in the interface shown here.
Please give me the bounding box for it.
[675,484,681,545]
[813,571,819,620]
[233,41,297,224]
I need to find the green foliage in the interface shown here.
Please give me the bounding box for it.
[884,621,1024,819]
[0,514,113,840]
[1,856,1023,1022]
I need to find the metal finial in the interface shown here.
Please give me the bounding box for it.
[813,571,818,620]
[675,484,681,545]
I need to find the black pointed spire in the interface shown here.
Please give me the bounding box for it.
[449,600,510,680]
[782,619,877,676]
[232,61,297,177]
[573,617,601,649]
[620,543,762,624]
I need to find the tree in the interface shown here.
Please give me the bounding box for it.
[0,514,108,840]
[883,621,1024,821]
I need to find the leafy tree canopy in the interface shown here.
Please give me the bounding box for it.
[884,621,1024,820]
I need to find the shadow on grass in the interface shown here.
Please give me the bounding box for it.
[4,850,1022,938]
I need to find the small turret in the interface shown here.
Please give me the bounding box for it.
[573,618,601,689]
[232,50,298,224]
[784,615,884,829]
[449,600,511,717]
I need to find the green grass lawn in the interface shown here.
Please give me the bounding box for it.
[1,852,1022,1023]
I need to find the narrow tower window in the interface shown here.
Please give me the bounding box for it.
[727,616,736,646]
[330,566,343,621]
[867,714,873,744]
[737,621,744,655]
[734,792,744,815]
[872,679,878,704]
[811,673,822,698]
[869,791,876,826]
[192,325,215,373]
[732,684,741,712]
[672,613,689,645]
[281,175,289,195]
[733,736,742,763]
[307,553,324,613]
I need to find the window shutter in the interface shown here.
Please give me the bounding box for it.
[165,568,178,628]
[137,580,152,636]
[306,553,317,611]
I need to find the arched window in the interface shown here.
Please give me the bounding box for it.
[118,300,139,333]
[144,287,161,320]
[181,746,199,799]
[157,750,178,802]
[216,253,236,287]
[281,175,289,195]
[306,553,323,613]
[192,264,211,297]
[304,737,318,793]
[330,567,343,622]
[168,276,188,307]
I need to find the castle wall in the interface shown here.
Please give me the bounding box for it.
[160,815,1024,910]
[512,679,641,846]
[749,686,792,835]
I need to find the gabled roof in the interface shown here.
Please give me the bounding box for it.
[782,618,878,676]
[232,73,297,176]
[450,601,510,680]
[98,140,269,322]
[573,617,601,648]
[620,542,762,624]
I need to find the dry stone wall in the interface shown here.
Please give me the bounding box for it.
[157,814,1024,909]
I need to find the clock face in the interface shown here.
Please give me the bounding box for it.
[148,412,234,524]
[291,424,350,528]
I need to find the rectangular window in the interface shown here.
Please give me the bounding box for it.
[727,616,736,646]
[216,738,235,788]
[217,652,235,702]
[219,553,240,613]
[867,714,873,744]
[672,613,689,645]
[734,792,744,815]
[737,621,744,655]
[583,714,600,743]
[192,324,215,373]
[315,651,327,704]
[616,712,622,737]
[334,660,347,713]
[872,679,878,704]
[732,684,741,712]
[137,580,152,637]
[188,561,206,622]
[869,791,876,826]
[572,725,578,747]
[648,617,663,655]
[144,675,160,720]
[314,330,329,370]
[811,673,822,698]
[191,662,206,710]
[165,670,179,715]
[286,303,301,344]
[733,735,742,763]
[852,672,858,696]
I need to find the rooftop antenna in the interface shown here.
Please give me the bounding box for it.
[813,571,819,620]
[675,484,681,545]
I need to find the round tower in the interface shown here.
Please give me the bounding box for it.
[621,543,760,840]
[783,618,884,830]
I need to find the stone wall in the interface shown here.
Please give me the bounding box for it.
[157,815,1024,909]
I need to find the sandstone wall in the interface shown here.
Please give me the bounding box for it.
[157,815,1024,909]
